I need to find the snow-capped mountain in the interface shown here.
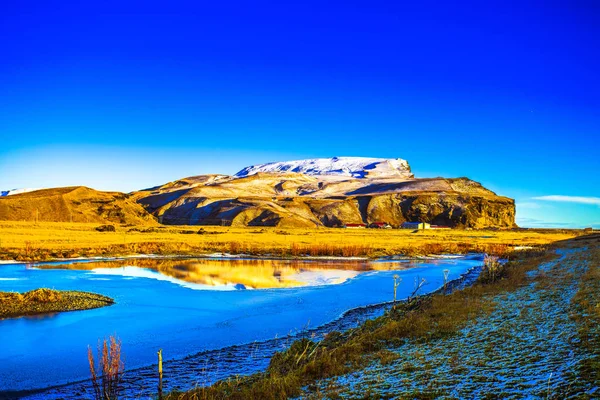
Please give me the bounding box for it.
[0,188,40,197]
[235,157,413,179]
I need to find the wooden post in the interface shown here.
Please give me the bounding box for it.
[158,349,163,399]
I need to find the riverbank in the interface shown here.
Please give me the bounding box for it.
[13,261,483,399]
[0,254,481,397]
[307,237,600,398]
[0,289,114,319]
[0,221,581,261]
[166,234,599,399]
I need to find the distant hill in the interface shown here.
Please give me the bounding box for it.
[2,157,516,228]
[0,186,156,225]
[134,157,515,228]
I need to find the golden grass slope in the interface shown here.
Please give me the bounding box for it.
[0,186,156,225]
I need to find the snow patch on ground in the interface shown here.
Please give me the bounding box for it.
[513,245,535,250]
[0,188,41,197]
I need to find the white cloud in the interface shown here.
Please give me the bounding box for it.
[515,217,581,228]
[532,195,600,206]
[516,202,542,209]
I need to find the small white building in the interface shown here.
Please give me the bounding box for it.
[401,222,431,230]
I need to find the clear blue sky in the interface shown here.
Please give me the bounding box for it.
[1,1,599,228]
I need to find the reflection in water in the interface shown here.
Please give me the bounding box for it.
[36,258,414,290]
[23,312,60,320]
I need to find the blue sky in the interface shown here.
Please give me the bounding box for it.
[1,1,599,228]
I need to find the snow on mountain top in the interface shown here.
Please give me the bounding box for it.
[235,157,413,179]
[0,188,40,197]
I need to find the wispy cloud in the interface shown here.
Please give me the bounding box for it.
[516,202,542,209]
[532,195,600,206]
[516,217,582,228]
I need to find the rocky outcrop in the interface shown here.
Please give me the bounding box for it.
[300,193,515,229]
[361,193,515,228]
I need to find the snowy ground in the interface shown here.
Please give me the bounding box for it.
[0,188,40,197]
[306,246,599,399]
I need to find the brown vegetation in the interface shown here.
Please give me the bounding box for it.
[0,289,114,319]
[88,335,124,400]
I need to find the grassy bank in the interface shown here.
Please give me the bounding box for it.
[164,235,599,399]
[0,289,114,319]
[0,221,581,261]
[569,237,600,392]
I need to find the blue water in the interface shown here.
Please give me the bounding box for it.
[0,255,482,393]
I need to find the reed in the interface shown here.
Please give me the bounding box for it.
[88,335,124,400]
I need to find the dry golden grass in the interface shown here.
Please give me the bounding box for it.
[0,289,114,318]
[88,335,124,400]
[0,220,582,261]
[0,288,63,304]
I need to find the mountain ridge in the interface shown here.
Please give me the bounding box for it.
[133,156,515,228]
[1,157,516,228]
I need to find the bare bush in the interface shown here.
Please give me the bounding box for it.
[88,335,124,400]
[482,254,502,283]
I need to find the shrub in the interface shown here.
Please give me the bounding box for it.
[481,254,502,283]
[88,335,124,400]
[22,288,62,303]
[96,225,116,232]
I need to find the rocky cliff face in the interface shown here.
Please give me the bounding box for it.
[133,158,516,229]
[305,193,516,228]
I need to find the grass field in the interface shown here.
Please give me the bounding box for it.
[0,221,582,261]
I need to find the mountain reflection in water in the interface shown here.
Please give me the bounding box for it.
[36,258,413,289]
